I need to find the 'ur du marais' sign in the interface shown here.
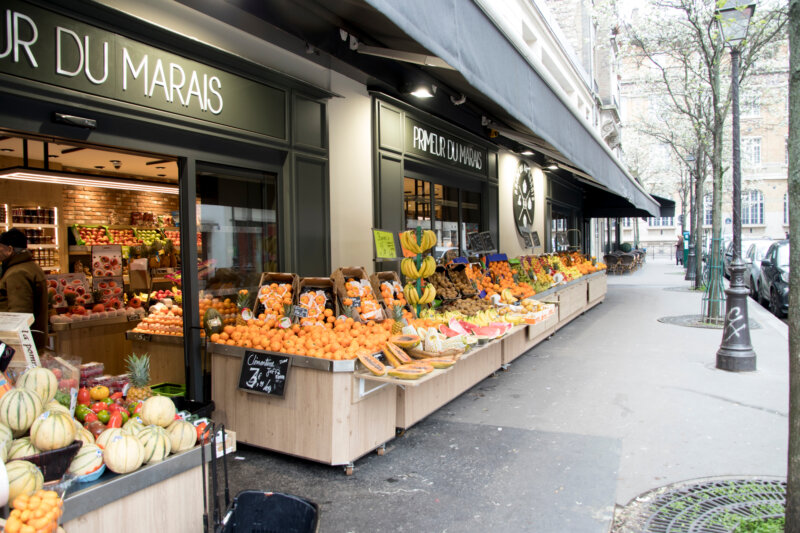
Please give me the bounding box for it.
[0,0,285,138]
[404,116,488,176]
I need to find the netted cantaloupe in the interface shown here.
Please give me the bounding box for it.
[103,434,144,474]
[16,367,58,404]
[76,426,95,446]
[6,460,43,500]
[96,428,124,450]
[0,388,43,437]
[166,420,197,453]
[68,443,104,476]
[137,425,171,464]
[140,396,176,428]
[30,410,77,451]
[122,418,145,436]
[8,437,39,460]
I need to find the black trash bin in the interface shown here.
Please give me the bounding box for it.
[220,491,320,533]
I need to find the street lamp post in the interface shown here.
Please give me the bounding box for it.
[685,154,697,282]
[716,0,757,372]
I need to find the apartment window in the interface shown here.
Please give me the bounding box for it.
[742,137,761,166]
[704,194,713,226]
[785,192,789,225]
[621,217,632,227]
[740,92,760,118]
[648,216,674,227]
[741,189,764,225]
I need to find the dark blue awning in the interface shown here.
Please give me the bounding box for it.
[365,0,660,216]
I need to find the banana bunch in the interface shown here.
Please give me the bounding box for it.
[401,256,436,280]
[404,283,437,305]
[500,288,518,304]
[471,309,500,326]
[401,230,437,254]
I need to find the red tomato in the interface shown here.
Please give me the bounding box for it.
[196,422,208,443]
[110,392,123,400]
[84,412,98,424]
[107,411,123,428]
[77,388,91,405]
[90,402,107,413]
[107,403,121,412]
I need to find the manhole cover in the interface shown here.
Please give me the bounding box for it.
[658,315,761,330]
[614,477,786,533]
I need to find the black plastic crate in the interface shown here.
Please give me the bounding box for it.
[173,396,215,419]
[220,491,319,533]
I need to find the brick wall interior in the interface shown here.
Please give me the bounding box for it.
[61,186,179,226]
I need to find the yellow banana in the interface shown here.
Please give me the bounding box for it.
[422,230,437,251]
[402,258,420,279]
[402,230,422,254]
[404,283,419,304]
[418,284,436,305]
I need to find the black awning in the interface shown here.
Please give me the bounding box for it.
[650,194,676,218]
[364,0,660,216]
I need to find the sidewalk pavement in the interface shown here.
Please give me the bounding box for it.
[222,257,789,533]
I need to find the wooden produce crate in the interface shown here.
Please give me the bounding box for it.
[297,276,338,323]
[446,263,478,298]
[254,272,300,318]
[331,267,385,321]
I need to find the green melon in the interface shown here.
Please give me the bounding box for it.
[137,425,171,464]
[8,437,39,460]
[68,443,104,476]
[16,367,59,404]
[203,308,224,337]
[30,410,76,451]
[0,388,43,437]
[6,460,43,500]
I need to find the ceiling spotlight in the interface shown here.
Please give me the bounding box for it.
[546,159,559,170]
[156,166,166,170]
[0,148,13,152]
[406,84,437,99]
[520,150,534,156]
[450,93,467,106]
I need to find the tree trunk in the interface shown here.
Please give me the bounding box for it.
[694,168,705,287]
[707,54,725,318]
[785,1,800,530]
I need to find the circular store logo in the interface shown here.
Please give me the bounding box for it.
[512,161,534,234]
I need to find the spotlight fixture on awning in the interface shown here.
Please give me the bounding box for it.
[0,168,179,194]
[520,150,534,156]
[545,159,559,170]
[405,83,437,99]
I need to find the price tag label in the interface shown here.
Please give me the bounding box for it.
[238,350,290,397]
[131,332,151,342]
[292,306,309,318]
[350,297,361,308]
[127,314,140,322]
[373,229,398,259]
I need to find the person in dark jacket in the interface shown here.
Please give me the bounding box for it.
[0,228,48,350]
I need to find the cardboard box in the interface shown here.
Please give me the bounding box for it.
[255,272,300,318]
[332,267,385,321]
[297,276,338,322]
[215,429,236,458]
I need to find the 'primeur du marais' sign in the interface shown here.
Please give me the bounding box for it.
[0,1,285,138]
[404,116,488,176]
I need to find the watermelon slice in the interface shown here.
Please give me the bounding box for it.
[471,326,502,338]
[448,320,470,335]
[490,322,513,334]
[438,324,462,338]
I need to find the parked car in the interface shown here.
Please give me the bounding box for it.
[723,238,765,278]
[742,239,776,299]
[757,240,790,318]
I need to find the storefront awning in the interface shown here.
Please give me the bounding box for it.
[364,0,661,216]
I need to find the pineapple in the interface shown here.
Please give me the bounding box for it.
[236,289,251,326]
[391,305,407,335]
[126,353,153,401]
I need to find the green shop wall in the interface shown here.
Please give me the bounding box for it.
[372,96,499,252]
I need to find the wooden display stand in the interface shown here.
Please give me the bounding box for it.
[52,316,138,375]
[394,340,503,429]
[210,344,396,468]
[587,272,607,308]
[126,332,187,385]
[554,278,588,329]
[501,314,558,365]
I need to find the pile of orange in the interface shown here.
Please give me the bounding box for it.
[131,306,184,336]
[297,290,330,326]
[257,282,293,320]
[343,278,382,321]
[208,314,393,360]
[198,295,238,326]
[5,489,63,533]
[379,280,407,308]
[482,261,535,299]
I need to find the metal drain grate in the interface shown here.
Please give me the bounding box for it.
[621,478,785,533]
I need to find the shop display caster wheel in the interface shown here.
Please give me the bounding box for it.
[376,444,386,456]
[344,463,354,476]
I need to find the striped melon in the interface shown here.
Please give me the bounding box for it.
[0,388,43,437]
[140,396,177,428]
[6,460,43,500]
[68,443,104,476]
[0,439,8,462]
[0,422,12,444]
[137,425,171,464]
[30,410,77,451]
[96,428,124,450]
[8,437,39,460]
[76,427,95,446]
[166,420,197,453]
[122,418,145,436]
[45,400,70,415]
[16,367,58,404]
[103,434,144,474]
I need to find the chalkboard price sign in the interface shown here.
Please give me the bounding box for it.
[238,350,291,397]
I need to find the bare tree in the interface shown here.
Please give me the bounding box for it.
[786,0,799,529]
[614,0,787,316]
